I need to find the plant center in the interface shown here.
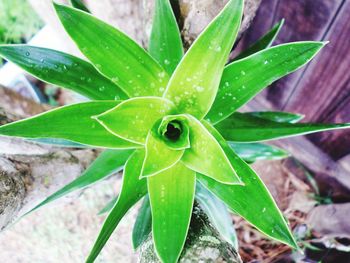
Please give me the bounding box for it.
[164,121,182,141]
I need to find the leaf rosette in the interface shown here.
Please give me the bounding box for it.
[0,0,349,263]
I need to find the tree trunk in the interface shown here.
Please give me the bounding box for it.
[0,86,98,230]
[138,205,242,263]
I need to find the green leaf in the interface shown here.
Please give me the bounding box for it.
[215,112,350,142]
[196,181,238,249]
[229,142,289,163]
[132,195,152,250]
[27,149,133,216]
[0,101,139,148]
[247,111,304,123]
[94,97,176,144]
[70,0,90,12]
[181,114,242,185]
[0,45,128,100]
[86,150,147,263]
[206,42,326,124]
[235,19,284,60]
[29,138,88,148]
[148,162,196,263]
[98,196,119,215]
[54,3,169,97]
[199,122,298,249]
[149,0,183,74]
[141,131,183,177]
[164,0,244,119]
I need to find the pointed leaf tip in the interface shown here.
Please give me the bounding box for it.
[199,123,298,249]
[23,149,132,218]
[216,112,350,142]
[164,0,244,119]
[234,18,285,60]
[86,149,147,262]
[207,41,326,124]
[0,45,128,100]
[0,101,139,149]
[149,0,183,74]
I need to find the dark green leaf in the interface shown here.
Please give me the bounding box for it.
[215,112,350,142]
[132,195,152,250]
[98,196,119,215]
[0,101,139,148]
[247,111,304,123]
[234,19,284,60]
[196,181,238,249]
[164,0,244,119]
[54,3,169,97]
[86,150,147,262]
[148,162,196,263]
[206,42,326,124]
[70,0,90,12]
[26,149,133,216]
[229,142,289,163]
[0,45,128,100]
[149,0,183,74]
[199,122,298,248]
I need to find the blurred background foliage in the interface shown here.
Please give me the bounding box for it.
[0,0,43,46]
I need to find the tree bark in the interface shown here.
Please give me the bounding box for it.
[138,205,242,263]
[0,86,98,230]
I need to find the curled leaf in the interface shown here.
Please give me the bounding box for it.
[141,131,183,177]
[94,97,176,144]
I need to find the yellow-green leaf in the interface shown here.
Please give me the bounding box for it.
[148,162,196,263]
[141,131,183,177]
[181,115,242,185]
[164,0,244,119]
[94,97,176,144]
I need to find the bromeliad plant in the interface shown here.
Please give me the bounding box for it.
[1,0,350,262]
